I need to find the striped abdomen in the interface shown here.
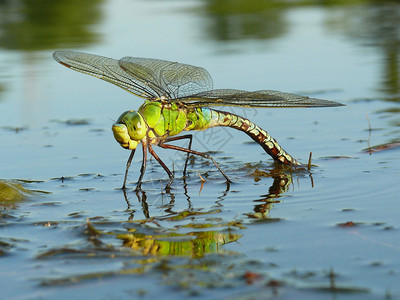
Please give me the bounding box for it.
[206,108,300,166]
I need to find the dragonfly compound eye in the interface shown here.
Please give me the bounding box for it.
[117,110,146,141]
[112,123,138,150]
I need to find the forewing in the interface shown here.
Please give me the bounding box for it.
[53,51,158,99]
[119,57,213,99]
[176,89,344,108]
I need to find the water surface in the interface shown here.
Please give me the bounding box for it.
[1,0,400,299]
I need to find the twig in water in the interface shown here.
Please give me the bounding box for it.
[198,173,206,194]
[307,152,312,170]
[366,114,372,155]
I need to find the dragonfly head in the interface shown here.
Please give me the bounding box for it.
[112,110,147,150]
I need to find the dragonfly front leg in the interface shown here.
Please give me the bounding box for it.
[147,143,175,189]
[123,149,136,189]
[163,134,193,177]
[122,142,148,190]
[134,142,148,191]
[159,143,232,184]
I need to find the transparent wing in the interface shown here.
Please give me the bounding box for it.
[53,51,343,108]
[53,50,159,99]
[175,89,344,108]
[53,51,213,100]
[119,57,213,99]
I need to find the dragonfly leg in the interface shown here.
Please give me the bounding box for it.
[159,143,231,183]
[123,149,136,189]
[134,142,148,191]
[147,143,175,189]
[163,134,193,177]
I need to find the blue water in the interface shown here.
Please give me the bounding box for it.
[1,1,400,299]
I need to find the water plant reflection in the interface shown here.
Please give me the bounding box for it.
[0,180,32,208]
[117,229,241,258]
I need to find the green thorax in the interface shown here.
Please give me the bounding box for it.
[138,101,213,137]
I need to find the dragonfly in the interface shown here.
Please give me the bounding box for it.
[53,51,344,190]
